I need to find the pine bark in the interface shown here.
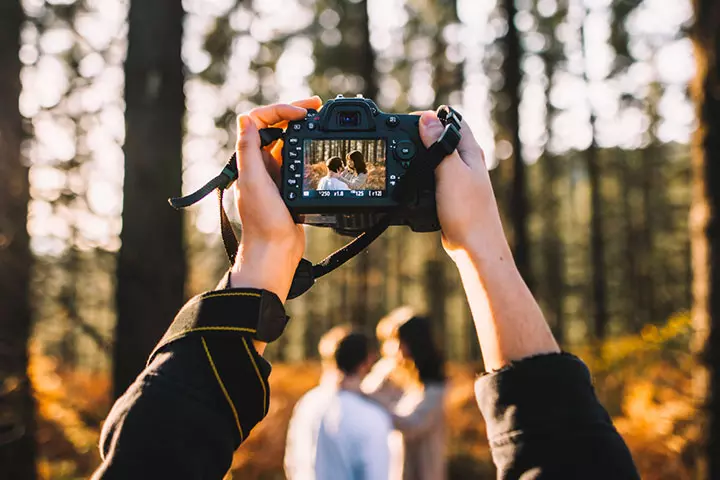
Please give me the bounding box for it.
[691,0,720,475]
[114,0,186,398]
[502,0,532,289]
[0,2,37,477]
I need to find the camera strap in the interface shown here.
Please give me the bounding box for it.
[167,107,462,300]
[287,105,462,299]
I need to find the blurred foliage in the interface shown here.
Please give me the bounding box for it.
[31,314,696,479]
[12,0,699,477]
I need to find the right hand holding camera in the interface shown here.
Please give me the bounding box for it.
[417,112,513,263]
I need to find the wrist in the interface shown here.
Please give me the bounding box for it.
[230,242,301,303]
[448,233,515,275]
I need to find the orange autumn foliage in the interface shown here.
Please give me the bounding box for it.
[30,315,698,479]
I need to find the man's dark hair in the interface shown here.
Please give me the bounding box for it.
[334,332,370,375]
[326,156,343,173]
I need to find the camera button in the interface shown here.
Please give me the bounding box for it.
[292,124,302,131]
[386,116,399,127]
[287,191,297,201]
[289,164,297,172]
[289,151,299,159]
[287,178,297,186]
[288,137,299,146]
[307,122,316,130]
[395,141,416,160]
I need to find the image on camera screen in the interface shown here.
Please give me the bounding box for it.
[302,139,387,199]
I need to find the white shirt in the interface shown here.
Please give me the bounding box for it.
[285,382,337,480]
[317,175,350,191]
[315,390,393,480]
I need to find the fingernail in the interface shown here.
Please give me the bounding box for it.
[238,114,252,133]
[421,113,441,129]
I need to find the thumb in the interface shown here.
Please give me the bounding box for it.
[236,114,263,176]
[418,111,446,149]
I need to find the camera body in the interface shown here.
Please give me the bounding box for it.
[281,95,439,235]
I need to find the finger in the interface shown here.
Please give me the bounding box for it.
[418,111,446,149]
[291,95,322,111]
[236,114,269,178]
[419,111,485,171]
[456,118,486,169]
[266,96,324,164]
[248,104,308,129]
[262,150,282,186]
[264,96,325,139]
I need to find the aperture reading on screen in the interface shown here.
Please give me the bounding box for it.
[302,139,386,199]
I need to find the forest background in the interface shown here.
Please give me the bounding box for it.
[0,0,715,478]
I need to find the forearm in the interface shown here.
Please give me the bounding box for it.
[92,286,283,478]
[93,340,249,479]
[475,353,640,479]
[452,234,559,371]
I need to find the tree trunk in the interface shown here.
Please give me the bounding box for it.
[540,154,566,344]
[502,0,532,289]
[348,0,376,330]
[587,136,608,340]
[114,0,186,398]
[0,2,37,478]
[691,1,720,475]
[427,0,463,350]
[582,12,608,341]
[619,151,641,331]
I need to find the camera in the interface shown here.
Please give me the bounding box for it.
[282,95,440,235]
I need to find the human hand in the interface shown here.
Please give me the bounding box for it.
[230,97,323,304]
[417,111,512,262]
[419,111,558,370]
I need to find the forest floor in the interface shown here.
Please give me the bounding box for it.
[32,314,697,480]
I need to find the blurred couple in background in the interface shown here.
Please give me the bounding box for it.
[284,307,447,480]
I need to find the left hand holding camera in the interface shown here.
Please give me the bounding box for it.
[229,97,323,307]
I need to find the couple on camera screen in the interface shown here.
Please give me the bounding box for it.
[317,150,369,191]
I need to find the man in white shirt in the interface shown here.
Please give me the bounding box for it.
[315,333,393,480]
[284,325,351,480]
[317,156,350,191]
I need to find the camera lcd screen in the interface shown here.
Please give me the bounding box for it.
[302,139,387,199]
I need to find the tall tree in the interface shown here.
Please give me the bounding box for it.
[309,0,377,328]
[691,0,720,475]
[424,0,463,347]
[0,1,36,478]
[581,7,608,340]
[114,0,186,397]
[501,0,532,288]
[537,2,567,344]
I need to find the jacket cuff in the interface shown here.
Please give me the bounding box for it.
[147,287,289,365]
[474,353,614,445]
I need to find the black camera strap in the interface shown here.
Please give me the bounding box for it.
[168,107,462,300]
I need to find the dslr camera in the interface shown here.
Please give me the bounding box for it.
[282,95,441,235]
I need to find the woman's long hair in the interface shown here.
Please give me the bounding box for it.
[397,316,446,384]
[346,150,367,174]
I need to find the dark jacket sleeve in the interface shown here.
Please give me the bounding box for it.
[91,286,282,479]
[474,353,640,480]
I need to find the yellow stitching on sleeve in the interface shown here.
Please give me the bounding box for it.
[242,337,267,416]
[180,291,261,311]
[201,291,261,300]
[201,336,244,442]
[161,327,256,348]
